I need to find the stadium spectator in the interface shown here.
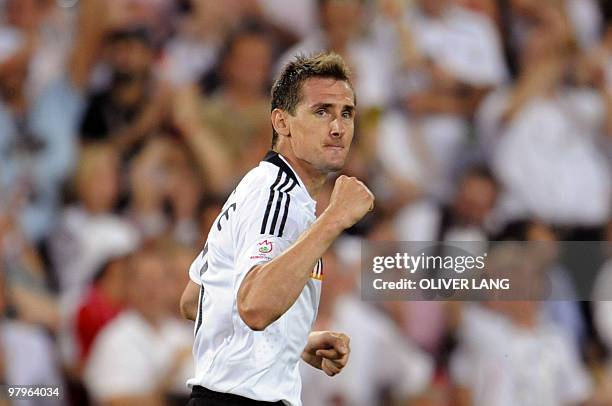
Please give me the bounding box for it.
[495,219,586,349]
[375,0,508,200]
[197,20,277,180]
[0,208,60,333]
[395,166,499,242]
[278,0,395,109]
[477,5,612,231]
[84,249,193,405]
[79,25,170,159]
[50,143,139,295]
[451,245,593,406]
[74,255,129,363]
[0,269,65,406]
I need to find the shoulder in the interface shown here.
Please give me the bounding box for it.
[234,158,302,210]
[232,163,309,241]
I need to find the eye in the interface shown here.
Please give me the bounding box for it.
[342,110,354,119]
[315,109,327,117]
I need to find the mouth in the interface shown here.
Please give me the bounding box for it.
[323,145,344,152]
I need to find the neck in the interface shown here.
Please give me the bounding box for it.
[275,146,328,199]
[97,279,124,305]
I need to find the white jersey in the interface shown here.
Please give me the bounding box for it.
[187,151,322,406]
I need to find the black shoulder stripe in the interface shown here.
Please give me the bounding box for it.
[278,194,291,237]
[277,179,299,237]
[268,177,296,235]
[260,171,284,234]
[285,180,298,194]
[199,243,209,277]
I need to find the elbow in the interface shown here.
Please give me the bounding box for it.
[237,299,275,331]
[179,300,190,321]
[179,293,196,321]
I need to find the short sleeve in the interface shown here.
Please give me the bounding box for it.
[233,181,305,291]
[84,325,157,399]
[188,250,207,285]
[235,236,293,284]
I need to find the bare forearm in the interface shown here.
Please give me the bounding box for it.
[182,127,235,195]
[69,0,107,89]
[238,213,342,330]
[393,20,425,69]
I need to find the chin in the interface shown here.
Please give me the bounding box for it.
[321,159,345,173]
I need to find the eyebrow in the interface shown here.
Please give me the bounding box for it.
[310,103,356,112]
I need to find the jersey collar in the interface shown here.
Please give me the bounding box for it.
[262,150,316,204]
[263,150,303,189]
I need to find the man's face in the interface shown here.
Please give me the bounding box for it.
[284,77,355,173]
[225,35,272,92]
[109,38,154,78]
[127,253,168,313]
[454,176,497,225]
[321,0,362,45]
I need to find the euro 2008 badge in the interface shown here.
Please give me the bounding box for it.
[250,240,274,261]
[258,240,273,254]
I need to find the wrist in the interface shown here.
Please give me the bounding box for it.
[318,211,346,237]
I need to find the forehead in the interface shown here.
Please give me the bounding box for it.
[298,77,355,108]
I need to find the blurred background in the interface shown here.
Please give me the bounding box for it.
[1,0,612,404]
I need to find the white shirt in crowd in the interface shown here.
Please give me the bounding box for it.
[376,5,508,200]
[482,89,611,226]
[50,206,140,367]
[84,310,193,401]
[277,32,395,109]
[451,305,592,406]
[1,320,64,406]
[50,206,139,295]
[405,5,509,88]
[186,151,321,406]
[257,0,317,39]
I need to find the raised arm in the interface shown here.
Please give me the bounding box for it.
[237,175,374,331]
[171,86,236,196]
[68,0,108,90]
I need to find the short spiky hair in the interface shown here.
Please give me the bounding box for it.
[270,52,354,148]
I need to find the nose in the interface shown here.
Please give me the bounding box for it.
[330,117,345,138]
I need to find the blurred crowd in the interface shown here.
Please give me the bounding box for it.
[1,0,612,405]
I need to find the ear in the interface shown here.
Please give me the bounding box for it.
[271,108,290,137]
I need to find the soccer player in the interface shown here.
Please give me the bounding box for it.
[180,52,374,405]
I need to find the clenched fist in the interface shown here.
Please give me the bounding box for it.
[301,331,350,377]
[324,175,375,230]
